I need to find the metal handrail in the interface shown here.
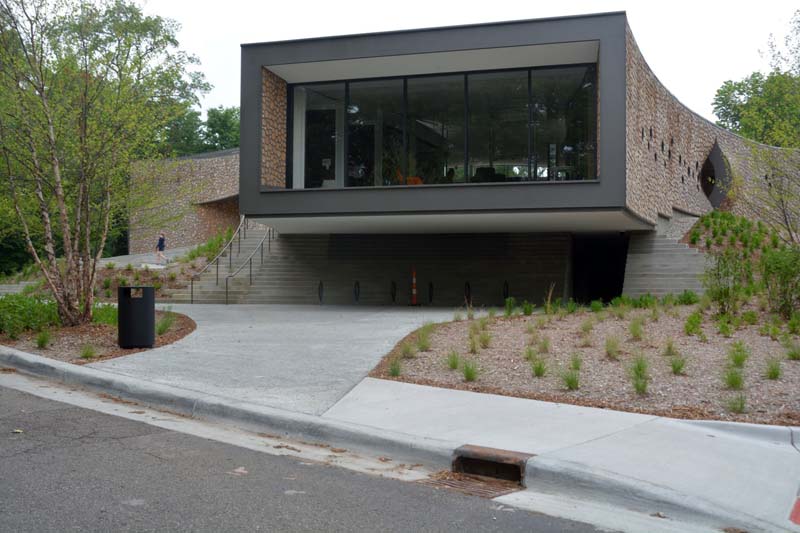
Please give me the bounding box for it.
[190,215,246,304]
[224,227,275,305]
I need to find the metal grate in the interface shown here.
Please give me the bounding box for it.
[418,471,522,499]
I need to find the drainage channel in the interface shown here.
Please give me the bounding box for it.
[418,444,533,499]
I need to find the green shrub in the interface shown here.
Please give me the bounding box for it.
[117,276,128,287]
[92,304,118,326]
[504,297,517,317]
[717,316,733,338]
[566,298,578,314]
[634,294,657,309]
[478,316,489,331]
[102,278,112,290]
[521,300,534,316]
[742,310,759,326]
[605,336,620,360]
[447,350,460,370]
[389,358,401,377]
[124,263,133,271]
[569,353,582,371]
[630,354,649,395]
[537,336,550,354]
[478,330,491,349]
[684,311,703,336]
[0,294,60,338]
[80,344,96,359]
[662,338,678,357]
[726,394,746,414]
[676,290,700,306]
[788,313,800,335]
[531,358,547,378]
[561,369,580,390]
[133,272,140,282]
[35,330,51,349]
[590,299,604,313]
[104,289,112,299]
[168,272,177,282]
[703,249,751,316]
[468,335,478,355]
[786,342,800,361]
[629,316,645,341]
[580,318,594,335]
[765,358,782,380]
[728,341,750,368]
[416,328,432,352]
[462,360,478,382]
[156,309,176,336]
[104,262,115,270]
[670,356,686,375]
[760,247,800,319]
[724,367,744,390]
[689,231,700,245]
[186,228,233,261]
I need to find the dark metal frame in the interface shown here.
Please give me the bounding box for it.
[287,63,597,189]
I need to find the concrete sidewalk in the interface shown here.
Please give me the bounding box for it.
[327,378,800,532]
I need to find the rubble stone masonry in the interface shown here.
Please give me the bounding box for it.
[129,149,240,254]
[261,68,287,188]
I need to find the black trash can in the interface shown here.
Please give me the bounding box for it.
[118,286,155,348]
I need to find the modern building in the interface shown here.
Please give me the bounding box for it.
[145,11,795,305]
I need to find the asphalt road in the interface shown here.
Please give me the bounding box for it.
[0,386,598,532]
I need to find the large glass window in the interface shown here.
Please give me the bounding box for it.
[407,75,465,185]
[347,79,404,187]
[531,66,596,181]
[468,70,529,182]
[292,83,345,189]
[289,65,597,188]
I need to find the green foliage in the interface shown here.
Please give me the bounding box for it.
[203,106,240,151]
[663,338,678,357]
[466,306,475,320]
[417,322,434,351]
[729,341,750,368]
[125,264,134,272]
[186,228,234,261]
[786,342,800,361]
[35,330,51,349]
[92,304,118,326]
[565,298,578,314]
[523,346,535,361]
[389,358,401,377]
[670,356,686,375]
[453,310,463,322]
[569,353,582,371]
[156,309,176,336]
[726,393,747,414]
[504,297,516,317]
[478,316,489,331]
[766,358,782,380]
[462,360,478,382]
[168,272,177,282]
[760,247,800,319]
[676,290,700,306]
[742,310,759,325]
[521,300,534,316]
[717,316,734,338]
[531,358,547,378]
[468,335,478,355]
[478,330,491,349]
[684,311,703,336]
[102,278,112,290]
[401,343,416,359]
[80,344,96,360]
[580,318,594,335]
[703,249,752,316]
[537,336,551,355]
[630,354,649,395]
[788,313,800,334]
[447,350,460,370]
[605,336,620,360]
[590,299,604,313]
[724,367,744,390]
[105,262,115,270]
[629,316,645,341]
[0,294,60,338]
[561,369,580,391]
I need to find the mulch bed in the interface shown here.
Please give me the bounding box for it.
[0,310,196,365]
[370,306,800,426]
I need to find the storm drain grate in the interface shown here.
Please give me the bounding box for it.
[418,471,522,499]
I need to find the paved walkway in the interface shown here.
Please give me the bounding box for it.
[98,246,192,267]
[91,304,453,415]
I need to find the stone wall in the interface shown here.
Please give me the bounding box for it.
[261,68,287,188]
[625,23,799,228]
[129,149,240,254]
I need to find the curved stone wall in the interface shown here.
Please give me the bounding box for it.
[624,23,798,228]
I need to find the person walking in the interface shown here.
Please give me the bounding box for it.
[155,232,166,264]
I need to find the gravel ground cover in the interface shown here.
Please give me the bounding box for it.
[371,303,800,425]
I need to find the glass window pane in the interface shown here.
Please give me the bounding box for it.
[347,79,404,187]
[293,83,345,189]
[468,71,529,183]
[407,75,465,185]
[531,66,596,181]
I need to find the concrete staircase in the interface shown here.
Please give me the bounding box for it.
[164,224,272,304]
[172,232,571,306]
[622,232,706,298]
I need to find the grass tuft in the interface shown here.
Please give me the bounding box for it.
[724,367,744,390]
[561,369,580,390]
[468,335,478,355]
[580,318,594,335]
[156,309,176,336]
[670,356,686,375]
[605,336,621,360]
[569,353,582,371]
[765,358,782,380]
[726,393,746,414]
[478,330,491,349]
[786,342,800,361]
[389,358,402,377]
[629,316,645,341]
[537,336,551,355]
[401,343,417,359]
[462,360,478,382]
[447,350,460,370]
[662,338,678,357]
[453,311,463,322]
[35,330,51,349]
[80,344,96,360]
[531,358,547,378]
[523,346,535,361]
[629,354,649,395]
[728,341,750,368]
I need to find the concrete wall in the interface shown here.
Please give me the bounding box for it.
[129,149,240,254]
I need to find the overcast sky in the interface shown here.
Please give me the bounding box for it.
[142,0,797,122]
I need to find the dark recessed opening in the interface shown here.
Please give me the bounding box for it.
[700,158,716,200]
[453,457,522,483]
[572,234,629,303]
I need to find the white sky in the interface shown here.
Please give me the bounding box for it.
[141,0,797,122]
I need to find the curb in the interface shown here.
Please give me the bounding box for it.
[0,346,457,469]
[682,419,800,447]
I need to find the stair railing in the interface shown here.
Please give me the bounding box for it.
[224,227,275,305]
[189,215,248,304]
